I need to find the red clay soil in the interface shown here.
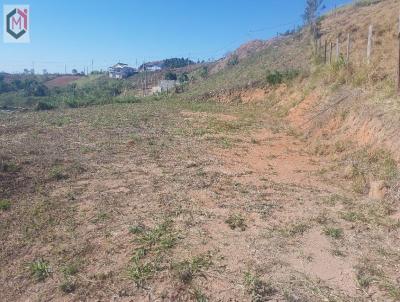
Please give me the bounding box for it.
[45,76,83,88]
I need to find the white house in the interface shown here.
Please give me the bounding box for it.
[108,63,137,79]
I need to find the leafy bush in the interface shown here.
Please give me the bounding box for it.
[36,100,56,111]
[199,66,208,79]
[227,54,239,66]
[165,72,177,81]
[331,55,347,73]
[266,71,284,85]
[178,73,189,83]
[24,80,49,97]
[0,199,11,211]
[266,69,299,85]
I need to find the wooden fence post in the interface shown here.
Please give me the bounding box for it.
[336,36,340,60]
[330,42,333,64]
[346,33,351,64]
[367,25,373,64]
[398,15,400,94]
[324,40,327,64]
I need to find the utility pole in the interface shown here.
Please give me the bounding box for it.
[144,62,147,95]
[65,64,67,74]
[91,59,94,73]
[367,25,373,64]
[142,60,146,97]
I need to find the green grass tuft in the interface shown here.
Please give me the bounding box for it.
[0,199,11,211]
[225,213,247,231]
[29,259,51,281]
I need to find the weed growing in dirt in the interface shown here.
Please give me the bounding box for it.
[93,212,109,223]
[49,166,69,180]
[128,224,145,234]
[61,263,79,277]
[0,160,19,173]
[0,199,11,211]
[29,259,51,281]
[193,288,208,302]
[279,221,311,237]
[323,194,351,207]
[173,253,212,284]
[356,262,380,288]
[128,219,178,286]
[128,261,155,287]
[60,280,76,294]
[331,249,347,257]
[323,227,344,239]
[343,148,398,194]
[225,213,247,231]
[340,211,366,223]
[356,259,400,299]
[251,138,260,144]
[244,272,277,302]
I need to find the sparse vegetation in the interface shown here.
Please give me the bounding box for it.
[280,221,311,237]
[0,160,19,173]
[29,259,51,281]
[244,272,277,302]
[354,0,382,7]
[266,69,299,85]
[342,148,398,194]
[227,54,239,66]
[49,165,69,180]
[128,219,178,286]
[0,199,11,211]
[323,227,344,239]
[225,213,247,231]
[1,1,400,301]
[173,253,212,284]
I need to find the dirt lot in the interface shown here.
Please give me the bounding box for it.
[0,99,399,301]
[45,76,83,88]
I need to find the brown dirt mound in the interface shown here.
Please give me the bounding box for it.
[45,75,83,88]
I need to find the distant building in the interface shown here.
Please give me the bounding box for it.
[152,80,177,94]
[138,62,163,72]
[146,64,162,72]
[108,63,136,79]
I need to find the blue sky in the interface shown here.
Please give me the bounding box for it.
[0,0,351,73]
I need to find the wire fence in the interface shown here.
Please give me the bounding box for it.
[315,14,400,94]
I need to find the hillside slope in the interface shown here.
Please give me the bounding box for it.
[184,0,400,160]
[1,1,400,301]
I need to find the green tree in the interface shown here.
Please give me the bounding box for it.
[178,73,189,83]
[199,66,208,79]
[165,72,177,81]
[227,54,239,66]
[302,0,324,41]
[163,58,194,69]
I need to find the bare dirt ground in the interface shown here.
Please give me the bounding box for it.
[44,76,83,88]
[0,99,399,301]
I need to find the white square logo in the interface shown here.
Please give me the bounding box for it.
[3,5,30,43]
